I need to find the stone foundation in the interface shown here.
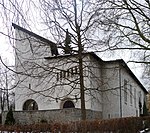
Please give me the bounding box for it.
[2,108,102,125]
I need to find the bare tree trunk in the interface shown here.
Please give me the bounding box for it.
[5,71,9,110]
[77,27,86,120]
[79,56,86,120]
[73,0,86,120]
[0,88,4,111]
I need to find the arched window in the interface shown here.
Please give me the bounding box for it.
[63,100,75,108]
[23,99,38,110]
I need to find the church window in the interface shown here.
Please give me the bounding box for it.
[23,99,38,110]
[130,85,132,105]
[60,71,63,79]
[134,88,136,107]
[57,66,79,81]
[63,100,75,108]
[67,69,70,77]
[56,73,59,81]
[124,79,127,104]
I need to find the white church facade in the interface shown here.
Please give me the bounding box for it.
[13,23,147,121]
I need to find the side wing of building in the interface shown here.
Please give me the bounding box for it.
[101,60,147,119]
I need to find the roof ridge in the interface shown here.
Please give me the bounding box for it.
[12,23,55,45]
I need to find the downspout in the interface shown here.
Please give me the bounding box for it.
[119,65,122,118]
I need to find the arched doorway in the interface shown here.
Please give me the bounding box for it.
[23,99,38,110]
[63,100,75,108]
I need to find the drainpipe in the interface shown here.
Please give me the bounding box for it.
[119,65,122,118]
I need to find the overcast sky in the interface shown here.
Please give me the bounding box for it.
[0,25,144,88]
[0,0,147,89]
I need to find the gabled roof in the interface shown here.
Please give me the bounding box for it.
[92,53,147,94]
[105,59,148,94]
[45,52,148,94]
[90,53,147,93]
[12,23,58,56]
[12,23,55,45]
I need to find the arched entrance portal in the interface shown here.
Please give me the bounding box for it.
[23,99,38,110]
[63,100,75,108]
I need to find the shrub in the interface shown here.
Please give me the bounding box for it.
[1,116,150,132]
[143,100,148,116]
[4,108,15,125]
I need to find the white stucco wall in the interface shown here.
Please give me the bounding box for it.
[14,28,96,111]
[14,26,147,119]
[101,61,147,119]
[121,66,145,117]
[84,56,103,112]
[101,62,121,119]
[15,28,55,110]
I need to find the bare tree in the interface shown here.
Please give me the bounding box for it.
[34,0,118,120]
[0,0,146,121]
[94,0,150,85]
[0,61,15,111]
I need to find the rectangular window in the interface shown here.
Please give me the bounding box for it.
[74,66,78,74]
[124,79,127,104]
[139,91,142,100]
[60,71,63,79]
[130,85,132,105]
[71,68,74,75]
[134,88,136,107]
[56,66,79,81]
[56,73,59,81]
[67,69,70,77]
[63,71,66,78]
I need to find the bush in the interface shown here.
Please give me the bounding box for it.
[1,116,150,132]
[5,108,15,125]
